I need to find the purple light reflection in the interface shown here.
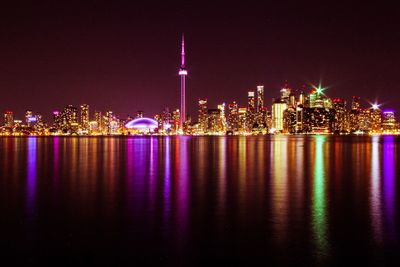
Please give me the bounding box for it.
[383,136,396,241]
[26,137,37,221]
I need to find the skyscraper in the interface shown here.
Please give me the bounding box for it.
[80,104,89,131]
[272,100,287,132]
[198,99,208,133]
[256,85,264,113]
[4,111,13,127]
[178,34,188,131]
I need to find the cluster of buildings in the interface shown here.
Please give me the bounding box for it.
[1,83,398,136]
[190,84,399,135]
[1,35,399,136]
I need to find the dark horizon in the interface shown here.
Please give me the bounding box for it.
[1,1,399,120]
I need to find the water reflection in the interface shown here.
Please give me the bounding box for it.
[1,136,400,265]
[383,136,396,242]
[312,136,330,261]
[26,137,37,221]
[370,136,383,243]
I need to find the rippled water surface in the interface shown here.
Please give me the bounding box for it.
[0,136,399,266]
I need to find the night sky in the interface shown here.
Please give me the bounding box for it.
[1,1,399,120]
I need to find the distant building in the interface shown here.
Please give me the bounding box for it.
[4,111,14,127]
[198,99,208,133]
[80,104,90,131]
[272,100,287,132]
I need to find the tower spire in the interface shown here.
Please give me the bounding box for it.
[181,33,185,68]
[178,33,188,133]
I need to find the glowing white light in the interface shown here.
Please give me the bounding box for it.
[179,70,187,75]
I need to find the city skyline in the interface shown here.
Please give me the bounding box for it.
[0,2,399,119]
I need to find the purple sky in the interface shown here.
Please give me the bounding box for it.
[0,1,399,120]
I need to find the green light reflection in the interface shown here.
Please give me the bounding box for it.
[312,135,330,262]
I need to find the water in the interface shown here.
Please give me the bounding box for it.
[0,136,399,266]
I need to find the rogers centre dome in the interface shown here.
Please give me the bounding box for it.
[125,117,158,131]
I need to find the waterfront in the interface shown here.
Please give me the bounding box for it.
[0,136,399,265]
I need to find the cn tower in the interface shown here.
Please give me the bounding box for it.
[178,33,187,132]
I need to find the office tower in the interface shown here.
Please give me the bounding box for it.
[309,90,317,108]
[382,111,396,131]
[25,110,33,126]
[272,100,288,132]
[4,111,14,127]
[280,84,291,103]
[370,106,382,132]
[247,91,256,129]
[198,99,208,133]
[80,104,89,131]
[94,111,102,133]
[332,98,347,133]
[172,109,180,134]
[178,34,188,131]
[207,109,224,134]
[238,108,247,133]
[351,96,361,110]
[217,103,227,132]
[257,85,264,113]
[299,91,305,106]
[283,107,297,133]
[227,101,239,132]
[349,96,361,132]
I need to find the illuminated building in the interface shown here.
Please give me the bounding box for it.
[217,103,227,133]
[198,99,208,133]
[309,91,317,108]
[382,111,397,132]
[280,84,291,103]
[80,104,89,131]
[247,91,256,129]
[25,110,33,126]
[349,96,361,132]
[172,109,180,134]
[94,111,102,133]
[257,85,264,112]
[351,96,361,110]
[238,108,247,133]
[4,111,14,127]
[283,107,297,134]
[299,91,305,105]
[272,100,287,132]
[206,109,224,134]
[125,117,158,134]
[60,105,78,133]
[302,107,334,133]
[227,101,239,132]
[179,34,188,131]
[332,98,347,133]
[370,106,382,133]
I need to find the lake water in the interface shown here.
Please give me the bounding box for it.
[0,136,399,266]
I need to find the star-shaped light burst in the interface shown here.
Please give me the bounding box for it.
[371,103,381,110]
[311,82,327,96]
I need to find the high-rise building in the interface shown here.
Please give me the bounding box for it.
[217,103,227,133]
[247,91,256,129]
[80,104,89,131]
[178,34,188,131]
[272,100,287,132]
[256,85,264,113]
[351,96,361,110]
[227,101,239,132]
[382,111,397,131]
[25,110,33,126]
[4,111,14,127]
[94,111,102,133]
[332,98,347,133]
[198,99,208,133]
